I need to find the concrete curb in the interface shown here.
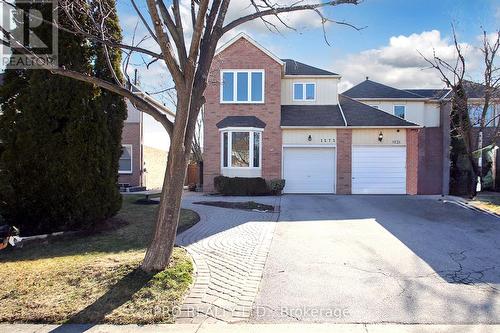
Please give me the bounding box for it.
[1,323,499,333]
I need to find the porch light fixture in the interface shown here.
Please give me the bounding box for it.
[378,132,383,142]
[308,135,312,142]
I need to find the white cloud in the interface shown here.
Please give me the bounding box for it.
[335,30,481,91]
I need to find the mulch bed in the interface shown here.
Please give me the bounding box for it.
[134,198,159,205]
[193,201,275,212]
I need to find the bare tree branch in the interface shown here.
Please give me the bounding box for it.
[222,0,361,34]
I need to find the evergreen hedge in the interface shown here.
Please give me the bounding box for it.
[0,1,126,235]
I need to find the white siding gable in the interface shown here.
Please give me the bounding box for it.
[281,77,340,105]
[356,99,440,127]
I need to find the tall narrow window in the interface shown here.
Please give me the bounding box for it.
[222,72,234,102]
[231,132,250,167]
[394,105,406,119]
[253,132,261,168]
[293,83,303,100]
[119,145,132,174]
[223,132,228,167]
[305,83,315,100]
[236,72,249,102]
[251,72,263,102]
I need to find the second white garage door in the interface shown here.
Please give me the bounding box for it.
[283,147,336,194]
[352,146,407,194]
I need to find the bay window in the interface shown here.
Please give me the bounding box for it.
[221,129,262,169]
[221,70,264,103]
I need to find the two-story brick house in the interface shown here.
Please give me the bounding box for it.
[204,33,433,195]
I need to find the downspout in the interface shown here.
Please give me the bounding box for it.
[338,101,348,127]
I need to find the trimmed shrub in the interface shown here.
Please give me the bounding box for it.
[268,179,286,195]
[214,176,269,196]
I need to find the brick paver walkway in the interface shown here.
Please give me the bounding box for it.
[175,194,280,323]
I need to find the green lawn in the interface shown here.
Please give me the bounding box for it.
[0,195,199,324]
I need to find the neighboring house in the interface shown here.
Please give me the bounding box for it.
[119,101,144,189]
[143,145,168,190]
[343,79,500,191]
[203,33,425,195]
[119,85,174,191]
[343,79,452,194]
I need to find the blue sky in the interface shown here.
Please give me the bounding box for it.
[116,1,500,150]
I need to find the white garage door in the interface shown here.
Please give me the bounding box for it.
[352,146,406,194]
[283,147,336,194]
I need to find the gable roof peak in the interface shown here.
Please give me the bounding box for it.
[215,32,284,65]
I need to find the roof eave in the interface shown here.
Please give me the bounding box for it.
[283,74,341,79]
[350,97,430,101]
[281,125,422,129]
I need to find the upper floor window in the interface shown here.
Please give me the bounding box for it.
[221,70,264,103]
[293,83,315,101]
[394,105,406,119]
[470,104,497,127]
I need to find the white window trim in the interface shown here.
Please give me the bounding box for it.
[393,105,406,119]
[119,144,133,174]
[292,82,316,102]
[220,69,265,104]
[220,128,263,170]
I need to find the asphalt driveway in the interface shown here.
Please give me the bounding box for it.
[252,195,500,324]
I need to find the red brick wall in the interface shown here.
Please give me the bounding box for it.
[406,129,419,195]
[337,129,352,194]
[203,38,283,192]
[417,127,443,194]
[119,122,142,187]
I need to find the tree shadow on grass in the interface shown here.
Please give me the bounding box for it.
[49,268,154,333]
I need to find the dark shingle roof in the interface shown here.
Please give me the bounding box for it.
[281,59,338,76]
[343,80,426,99]
[281,105,344,126]
[461,80,500,99]
[339,95,418,127]
[216,116,266,129]
[404,89,450,99]
[281,98,419,127]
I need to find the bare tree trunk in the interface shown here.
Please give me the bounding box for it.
[141,98,193,272]
[141,147,189,271]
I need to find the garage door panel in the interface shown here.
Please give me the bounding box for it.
[352,146,406,194]
[283,147,336,194]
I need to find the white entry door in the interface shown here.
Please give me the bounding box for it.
[352,146,407,194]
[283,147,336,194]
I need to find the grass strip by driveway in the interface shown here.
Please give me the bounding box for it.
[470,193,500,214]
[0,195,199,324]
